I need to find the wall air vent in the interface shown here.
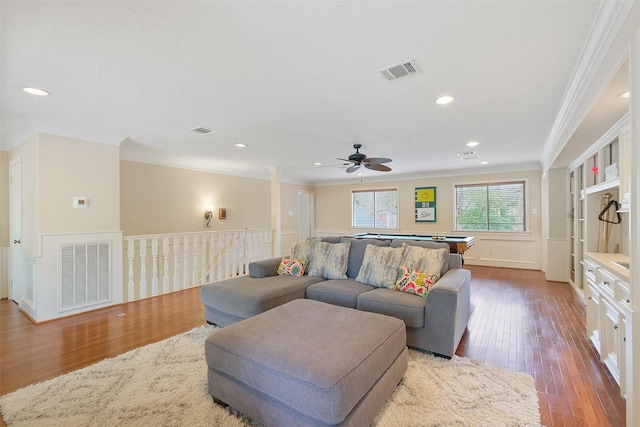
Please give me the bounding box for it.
[190,127,215,135]
[378,59,420,81]
[457,151,480,160]
[59,241,111,312]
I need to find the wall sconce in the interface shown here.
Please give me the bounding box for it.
[204,205,214,228]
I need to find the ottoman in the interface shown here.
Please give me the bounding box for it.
[205,299,408,427]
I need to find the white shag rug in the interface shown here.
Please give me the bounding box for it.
[0,325,541,427]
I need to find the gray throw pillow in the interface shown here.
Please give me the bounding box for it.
[307,241,351,280]
[355,245,404,288]
[291,237,321,272]
[340,237,391,278]
[399,243,448,280]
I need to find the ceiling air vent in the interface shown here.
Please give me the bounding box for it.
[378,59,420,81]
[457,151,480,160]
[190,127,215,135]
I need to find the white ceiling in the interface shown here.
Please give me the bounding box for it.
[0,1,627,185]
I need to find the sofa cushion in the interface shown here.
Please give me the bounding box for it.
[306,279,375,308]
[307,241,351,280]
[340,237,391,279]
[395,242,449,279]
[200,275,325,320]
[357,288,426,328]
[355,244,404,288]
[277,258,308,277]
[394,266,437,298]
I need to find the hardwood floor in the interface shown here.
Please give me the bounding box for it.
[0,266,626,426]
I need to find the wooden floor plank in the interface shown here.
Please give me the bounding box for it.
[0,266,627,426]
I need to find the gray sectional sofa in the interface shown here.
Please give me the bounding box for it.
[200,236,471,358]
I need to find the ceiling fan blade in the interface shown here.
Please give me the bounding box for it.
[346,164,361,173]
[365,163,391,172]
[336,158,352,162]
[319,162,350,168]
[364,157,392,165]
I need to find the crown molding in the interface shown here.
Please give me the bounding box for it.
[541,0,635,172]
[311,162,542,187]
[0,118,39,150]
[0,118,127,150]
[39,122,127,146]
[119,149,273,182]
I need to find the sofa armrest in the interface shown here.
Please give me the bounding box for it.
[448,253,462,270]
[421,268,471,357]
[249,257,282,278]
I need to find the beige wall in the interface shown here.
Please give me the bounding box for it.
[315,169,544,270]
[120,161,273,235]
[39,134,120,234]
[315,169,543,235]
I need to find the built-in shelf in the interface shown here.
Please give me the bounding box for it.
[584,178,620,195]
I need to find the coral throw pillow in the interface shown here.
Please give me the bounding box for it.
[277,258,308,277]
[394,266,437,298]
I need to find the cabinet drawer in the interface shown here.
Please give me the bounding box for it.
[583,260,597,284]
[599,269,616,297]
[616,280,631,305]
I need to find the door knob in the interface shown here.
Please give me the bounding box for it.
[13,239,21,244]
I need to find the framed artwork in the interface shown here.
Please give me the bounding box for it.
[415,186,436,222]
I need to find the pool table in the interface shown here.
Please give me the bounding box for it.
[351,233,474,255]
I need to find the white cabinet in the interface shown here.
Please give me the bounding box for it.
[585,252,631,398]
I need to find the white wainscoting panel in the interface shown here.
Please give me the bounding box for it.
[462,234,541,270]
[32,231,123,322]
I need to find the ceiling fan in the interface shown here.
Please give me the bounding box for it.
[337,144,392,173]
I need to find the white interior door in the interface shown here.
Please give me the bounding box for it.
[297,191,312,240]
[10,159,22,303]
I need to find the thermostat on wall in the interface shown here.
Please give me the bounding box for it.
[73,197,88,208]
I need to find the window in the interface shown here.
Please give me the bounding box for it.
[455,181,526,231]
[352,189,398,229]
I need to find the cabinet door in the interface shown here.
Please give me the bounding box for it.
[587,284,601,353]
[601,297,622,385]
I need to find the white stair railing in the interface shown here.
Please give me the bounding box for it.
[124,229,273,302]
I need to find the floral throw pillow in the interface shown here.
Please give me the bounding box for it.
[394,265,438,298]
[277,258,308,277]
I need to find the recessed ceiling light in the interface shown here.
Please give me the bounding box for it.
[23,87,50,96]
[314,162,322,166]
[435,95,454,105]
[481,161,489,165]
[235,143,247,148]
[466,141,479,147]
[618,91,630,99]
